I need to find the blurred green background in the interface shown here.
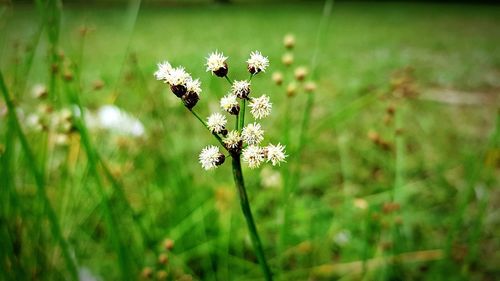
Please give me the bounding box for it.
[0,0,499,280]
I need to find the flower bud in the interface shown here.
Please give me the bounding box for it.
[283,34,295,49]
[170,84,187,98]
[286,82,297,97]
[63,70,73,82]
[158,253,169,265]
[156,270,168,280]
[182,91,199,109]
[163,238,175,251]
[282,53,293,66]
[141,267,153,279]
[294,66,308,81]
[386,104,395,116]
[92,79,105,91]
[272,72,283,86]
[304,81,317,93]
[213,62,228,77]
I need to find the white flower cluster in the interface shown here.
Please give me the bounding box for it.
[154,60,202,109]
[241,144,287,169]
[156,50,285,171]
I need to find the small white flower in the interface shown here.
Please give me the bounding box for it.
[247,51,269,74]
[260,167,283,189]
[249,95,272,119]
[166,67,190,86]
[220,94,239,114]
[223,130,241,149]
[89,105,145,137]
[242,145,265,169]
[186,78,202,94]
[207,112,227,134]
[265,143,287,166]
[199,145,224,170]
[206,51,228,73]
[154,61,173,81]
[241,122,264,145]
[231,80,250,99]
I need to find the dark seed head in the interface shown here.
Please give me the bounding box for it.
[229,104,240,115]
[247,65,258,75]
[213,62,228,77]
[215,154,225,166]
[182,91,199,109]
[220,128,228,137]
[227,140,243,155]
[170,84,187,98]
[238,88,250,99]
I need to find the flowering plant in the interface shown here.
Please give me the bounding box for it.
[155,50,287,280]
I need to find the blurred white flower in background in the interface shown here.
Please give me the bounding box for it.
[260,167,282,189]
[86,105,145,137]
[333,230,351,247]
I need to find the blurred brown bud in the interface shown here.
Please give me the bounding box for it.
[367,130,380,143]
[282,53,294,66]
[63,70,73,82]
[38,104,54,115]
[304,81,317,93]
[272,72,283,85]
[354,198,368,210]
[294,66,308,81]
[51,63,59,74]
[158,253,169,265]
[283,34,295,49]
[163,238,174,251]
[286,82,297,97]
[382,202,400,214]
[156,270,168,280]
[141,267,153,279]
[386,104,395,115]
[92,79,105,91]
[381,241,393,251]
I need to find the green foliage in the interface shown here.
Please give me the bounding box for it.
[0,1,499,280]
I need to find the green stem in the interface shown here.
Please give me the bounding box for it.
[224,75,233,85]
[239,98,246,130]
[231,155,273,281]
[236,113,239,131]
[0,72,78,280]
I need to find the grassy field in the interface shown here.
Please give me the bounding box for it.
[0,1,499,280]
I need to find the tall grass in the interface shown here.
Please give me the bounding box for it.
[1,1,499,280]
